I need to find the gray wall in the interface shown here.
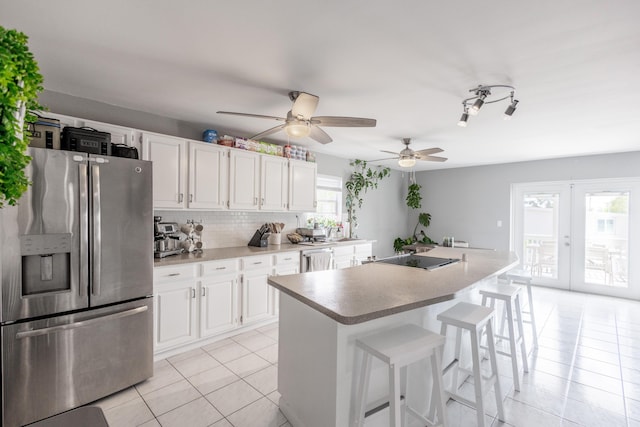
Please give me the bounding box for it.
[40,90,408,257]
[416,151,640,251]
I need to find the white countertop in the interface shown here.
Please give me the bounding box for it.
[267,247,518,325]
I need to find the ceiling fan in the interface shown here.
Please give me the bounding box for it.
[217,91,376,144]
[373,138,447,168]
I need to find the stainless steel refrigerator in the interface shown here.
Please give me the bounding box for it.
[0,147,154,427]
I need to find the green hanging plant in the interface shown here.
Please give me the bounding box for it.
[0,26,45,208]
[344,159,390,238]
[406,182,422,209]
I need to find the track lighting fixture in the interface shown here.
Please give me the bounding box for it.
[458,84,519,127]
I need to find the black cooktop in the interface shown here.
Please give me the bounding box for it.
[371,254,460,270]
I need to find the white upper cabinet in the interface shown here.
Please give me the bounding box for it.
[188,142,229,210]
[289,160,317,212]
[81,120,138,151]
[142,133,187,209]
[229,150,260,210]
[260,155,288,211]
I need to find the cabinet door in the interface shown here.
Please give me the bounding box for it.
[333,245,355,269]
[289,160,317,212]
[260,156,288,211]
[354,243,373,266]
[271,263,299,315]
[229,150,259,210]
[142,133,187,209]
[200,274,238,337]
[81,120,138,151]
[154,281,197,352]
[189,142,229,209]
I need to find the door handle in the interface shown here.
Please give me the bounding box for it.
[78,162,89,297]
[191,288,196,299]
[91,164,102,297]
[16,306,148,339]
[189,194,193,203]
[202,287,206,297]
[179,193,184,203]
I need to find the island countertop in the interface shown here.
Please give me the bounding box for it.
[268,247,518,325]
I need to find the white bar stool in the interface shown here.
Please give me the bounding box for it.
[505,269,538,349]
[353,324,448,427]
[437,302,505,427]
[479,284,529,392]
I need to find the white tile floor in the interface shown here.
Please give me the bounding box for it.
[93,286,640,427]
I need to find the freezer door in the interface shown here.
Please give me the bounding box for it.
[89,155,153,306]
[1,298,153,427]
[0,148,89,322]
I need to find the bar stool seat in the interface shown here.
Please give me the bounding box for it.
[354,324,448,427]
[480,284,529,392]
[505,269,538,350]
[437,302,505,427]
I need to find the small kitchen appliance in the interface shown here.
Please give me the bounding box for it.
[363,253,460,270]
[154,221,184,258]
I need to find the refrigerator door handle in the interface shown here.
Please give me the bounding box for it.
[15,306,148,339]
[91,164,102,297]
[79,162,89,297]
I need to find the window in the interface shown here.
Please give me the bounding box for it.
[313,174,343,225]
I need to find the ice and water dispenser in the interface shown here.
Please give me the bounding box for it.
[20,233,72,295]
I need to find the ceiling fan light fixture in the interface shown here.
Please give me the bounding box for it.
[285,122,311,138]
[398,156,416,168]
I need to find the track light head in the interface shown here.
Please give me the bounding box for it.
[458,110,469,127]
[504,99,519,120]
[471,96,485,112]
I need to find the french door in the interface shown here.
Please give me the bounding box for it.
[512,179,640,299]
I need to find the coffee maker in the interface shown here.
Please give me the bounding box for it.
[154,216,183,258]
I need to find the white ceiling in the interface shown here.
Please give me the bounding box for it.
[3,1,640,170]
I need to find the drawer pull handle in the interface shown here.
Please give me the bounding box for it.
[215,266,226,270]
[284,257,292,261]
[253,261,262,265]
[167,273,180,277]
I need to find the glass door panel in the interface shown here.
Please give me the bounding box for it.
[571,181,639,299]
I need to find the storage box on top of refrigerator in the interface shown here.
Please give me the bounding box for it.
[0,147,154,427]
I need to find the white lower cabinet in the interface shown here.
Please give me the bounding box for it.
[153,265,198,352]
[200,259,239,338]
[332,243,373,269]
[271,251,300,315]
[241,255,272,325]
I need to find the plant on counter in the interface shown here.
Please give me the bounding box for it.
[0,26,44,208]
[345,159,390,238]
[393,175,435,252]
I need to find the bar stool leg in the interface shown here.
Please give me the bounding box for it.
[515,294,529,373]
[354,351,372,427]
[526,282,538,349]
[485,320,505,422]
[389,363,401,426]
[469,328,486,427]
[431,346,449,426]
[505,299,521,392]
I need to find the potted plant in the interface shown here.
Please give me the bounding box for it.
[345,159,390,238]
[0,26,44,208]
[393,176,435,252]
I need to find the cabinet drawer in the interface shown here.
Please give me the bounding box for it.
[273,251,300,266]
[241,255,272,271]
[154,264,197,284]
[333,245,354,257]
[354,243,372,257]
[201,259,239,276]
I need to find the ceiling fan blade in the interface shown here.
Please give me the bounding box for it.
[380,150,400,156]
[217,111,285,121]
[369,157,398,162]
[418,155,448,162]
[291,92,319,118]
[415,147,444,156]
[309,125,333,144]
[310,116,376,127]
[251,124,286,140]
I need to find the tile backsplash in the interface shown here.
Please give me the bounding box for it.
[155,211,304,248]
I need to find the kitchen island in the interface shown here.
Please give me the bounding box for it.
[267,247,517,427]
